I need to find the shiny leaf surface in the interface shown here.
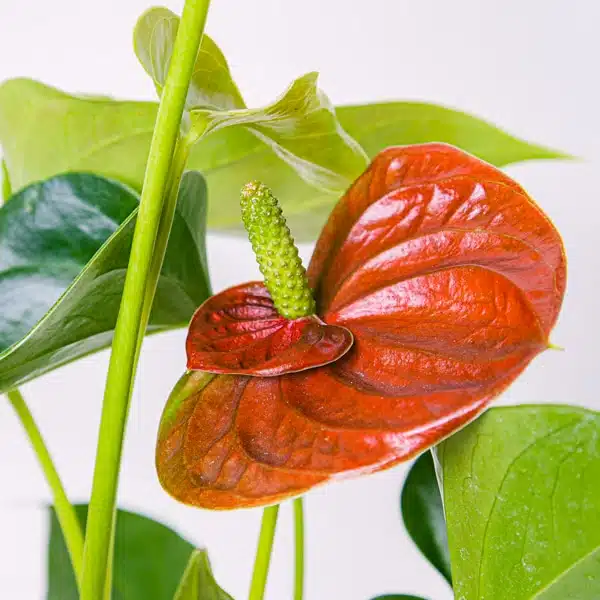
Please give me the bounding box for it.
[0,171,209,392]
[401,452,451,584]
[186,282,353,376]
[438,405,600,600]
[157,144,566,509]
[133,7,245,111]
[0,80,567,239]
[174,550,234,600]
[48,504,196,600]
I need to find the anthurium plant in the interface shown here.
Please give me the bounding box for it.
[0,2,596,600]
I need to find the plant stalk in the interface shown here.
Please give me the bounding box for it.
[293,497,305,600]
[6,389,84,587]
[249,505,280,600]
[79,1,211,597]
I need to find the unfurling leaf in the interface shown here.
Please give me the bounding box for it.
[188,72,369,192]
[438,405,600,600]
[0,171,210,392]
[0,78,567,239]
[156,144,566,510]
[133,6,245,111]
[401,452,452,584]
[174,550,234,600]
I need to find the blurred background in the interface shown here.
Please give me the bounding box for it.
[0,0,598,598]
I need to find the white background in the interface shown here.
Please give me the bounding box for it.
[0,1,599,599]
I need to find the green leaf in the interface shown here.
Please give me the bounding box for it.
[174,550,234,600]
[0,79,568,240]
[0,78,158,194]
[437,405,600,600]
[48,504,215,600]
[336,101,570,168]
[133,6,245,111]
[401,451,452,584]
[189,72,369,193]
[0,171,209,392]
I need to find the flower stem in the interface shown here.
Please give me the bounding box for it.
[79,1,211,598]
[293,498,305,600]
[6,389,84,588]
[249,505,280,600]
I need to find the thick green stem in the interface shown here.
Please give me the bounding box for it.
[80,1,211,598]
[6,389,84,587]
[293,498,305,600]
[249,505,280,600]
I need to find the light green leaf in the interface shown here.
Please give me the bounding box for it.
[0,171,209,392]
[133,6,245,111]
[0,78,157,193]
[48,505,197,600]
[437,405,600,600]
[189,71,369,192]
[0,79,568,240]
[401,451,452,584]
[174,550,234,600]
[1,158,10,201]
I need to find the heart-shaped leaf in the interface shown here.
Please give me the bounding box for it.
[133,6,245,111]
[437,405,600,600]
[0,79,568,240]
[48,504,231,600]
[401,451,452,584]
[0,171,209,392]
[174,550,234,600]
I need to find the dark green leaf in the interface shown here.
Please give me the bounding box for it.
[0,80,568,240]
[133,7,245,111]
[174,550,234,600]
[370,595,429,599]
[401,451,452,584]
[0,171,210,392]
[437,405,600,600]
[48,505,195,600]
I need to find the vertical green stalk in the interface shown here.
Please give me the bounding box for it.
[6,389,84,587]
[293,498,305,600]
[249,505,280,600]
[80,1,211,598]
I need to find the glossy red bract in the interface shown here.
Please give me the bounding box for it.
[156,143,566,509]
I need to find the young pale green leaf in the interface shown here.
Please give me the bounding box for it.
[189,72,369,193]
[133,6,245,111]
[1,158,10,201]
[174,550,234,600]
[401,451,452,585]
[0,78,158,193]
[437,405,600,600]
[0,171,210,393]
[0,78,568,239]
[48,505,197,600]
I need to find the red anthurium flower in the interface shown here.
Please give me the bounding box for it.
[156,143,566,510]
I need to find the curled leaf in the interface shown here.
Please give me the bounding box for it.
[157,144,566,509]
[133,6,245,111]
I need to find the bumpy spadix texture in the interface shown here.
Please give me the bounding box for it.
[156,143,566,510]
[240,181,315,319]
